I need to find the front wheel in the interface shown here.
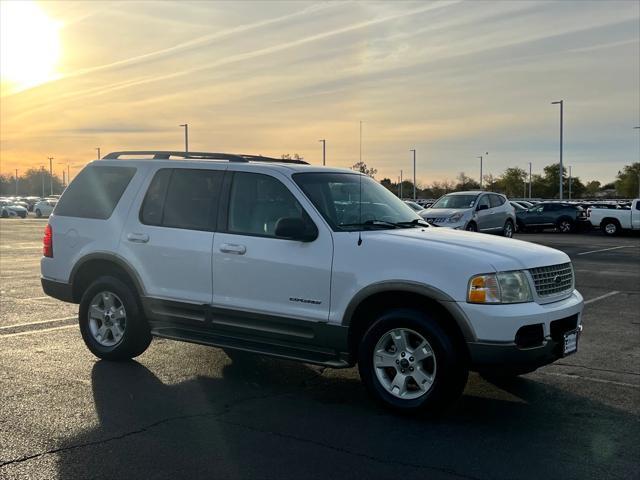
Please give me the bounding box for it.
[502,220,514,238]
[79,276,151,361]
[35,209,42,218]
[557,218,573,233]
[358,308,468,413]
[465,222,477,232]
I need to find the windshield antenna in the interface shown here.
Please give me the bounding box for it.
[357,121,363,246]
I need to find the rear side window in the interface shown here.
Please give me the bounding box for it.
[140,168,223,231]
[489,194,505,208]
[55,166,136,219]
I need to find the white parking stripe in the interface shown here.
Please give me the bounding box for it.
[0,316,77,330]
[541,371,638,389]
[0,324,76,338]
[577,246,632,256]
[584,291,620,305]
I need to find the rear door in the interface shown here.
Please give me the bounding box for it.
[212,170,333,325]
[632,201,640,230]
[120,167,224,304]
[488,194,507,230]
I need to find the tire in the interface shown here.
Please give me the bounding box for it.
[1,210,8,218]
[601,220,619,236]
[465,222,477,232]
[35,209,42,218]
[79,276,151,361]
[502,220,514,238]
[357,308,468,413]
[556,218,573,233]
[516,220,527,233]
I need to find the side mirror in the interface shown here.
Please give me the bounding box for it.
[477,204,489,211]
[275,217,318,242]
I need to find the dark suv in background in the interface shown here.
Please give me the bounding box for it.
[516,203,589,233]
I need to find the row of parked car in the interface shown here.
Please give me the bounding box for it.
[404,192,640,236]
[0,196,58,218]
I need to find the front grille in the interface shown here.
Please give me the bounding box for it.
[425,217,446,224]
[528,262,574,297]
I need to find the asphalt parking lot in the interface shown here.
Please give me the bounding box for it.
[1,218,638,480]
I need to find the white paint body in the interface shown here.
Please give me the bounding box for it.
[41,159,584,346]
[588,199,640,231]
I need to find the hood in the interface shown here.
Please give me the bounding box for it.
[420,208,469,218]
[374,227,569,271]
[6,205,27,212]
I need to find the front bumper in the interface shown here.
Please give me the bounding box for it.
[461,290,584,372]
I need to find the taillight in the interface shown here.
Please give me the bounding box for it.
[43,224,53,258]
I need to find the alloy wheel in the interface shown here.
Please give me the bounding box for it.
[88,291,127,347]
[373,328,436,400]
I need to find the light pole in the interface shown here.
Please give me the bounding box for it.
[400,169,403,199]
[410,149,416,200]
[635,127,639,197]
[15,169,18,195]
[551,100,564,199]
[41,166,45,197]
[96,147,101,159]
[359,121,363,163]
[58,162,66,187]
[179,124,189,156]
[477,152,488,189]
[47,156,54,195]
[528,162,532,199]
[318,139,326,166]
[568,165,572,199]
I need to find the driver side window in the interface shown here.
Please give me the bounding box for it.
[477,195,491,209]
[227,172,309,238]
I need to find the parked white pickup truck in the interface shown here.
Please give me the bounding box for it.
[588,198,640,235]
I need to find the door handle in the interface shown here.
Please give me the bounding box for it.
[220,243,246,255]
[127,232,149,243]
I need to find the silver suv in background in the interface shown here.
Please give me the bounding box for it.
[420,191,516,237]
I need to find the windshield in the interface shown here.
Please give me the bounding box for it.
[430,194,478,209]
[293,172,424,231]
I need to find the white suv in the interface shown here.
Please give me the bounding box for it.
[41,151,584,412]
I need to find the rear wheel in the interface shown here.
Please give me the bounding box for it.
[79,276,151,360]
[502,220,514,238]
[35,209,42,218]
[358,308,468,413]
[601,220,619,236]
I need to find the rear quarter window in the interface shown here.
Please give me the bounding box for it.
[54,166,136,219]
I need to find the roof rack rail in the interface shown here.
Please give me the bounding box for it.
[101,151,308,164]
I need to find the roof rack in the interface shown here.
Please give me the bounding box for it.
[102,151,308,164]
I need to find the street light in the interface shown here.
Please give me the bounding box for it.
[400,169,403,199]
[96,147,101,159]
[635,127,639,197]
[179,124,189,156]
[58,162,67,187]
[477,152,488,189]
[568,165,572,199]
[551,100,564,199]
[528,162,532,199]
[410,149,416,200]
[318,139,326,166]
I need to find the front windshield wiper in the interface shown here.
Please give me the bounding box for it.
[339,220,402,229]
[395,219,430,228]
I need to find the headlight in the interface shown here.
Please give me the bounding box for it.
[467,271,533,304]
[447,213,464,223]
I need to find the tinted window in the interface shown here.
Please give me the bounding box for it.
[55,166,136,219]
[140,168,223,231]
[489,194,505,208]
[477,195,491,209]
[431,194,478,209]
[228,172,310,237]
[636,202,640,211]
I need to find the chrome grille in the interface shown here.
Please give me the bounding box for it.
[528,263,574,297]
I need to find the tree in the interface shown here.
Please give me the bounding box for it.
[496,167,527,198]
[0,168,64,196]
[351,161,377,178]
[455,172,480,191]
[281,153,304,161]
[615,162,640,198]
[584,180,601,197]
[483,173,499,192]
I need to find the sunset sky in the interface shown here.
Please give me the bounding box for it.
[1,0,638,185]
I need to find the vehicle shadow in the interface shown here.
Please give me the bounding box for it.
[53,357,639,480]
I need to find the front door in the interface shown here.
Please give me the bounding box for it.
[212,171,333,326]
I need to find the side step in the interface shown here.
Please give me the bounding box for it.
[151,326,351,368]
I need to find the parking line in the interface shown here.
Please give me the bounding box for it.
[584,291,620,305]
[0,324,76,338]
[541,371,638,389]
[577,246,632,256]
[0,316,77,331]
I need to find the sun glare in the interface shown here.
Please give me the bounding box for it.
[0,1,61,93]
